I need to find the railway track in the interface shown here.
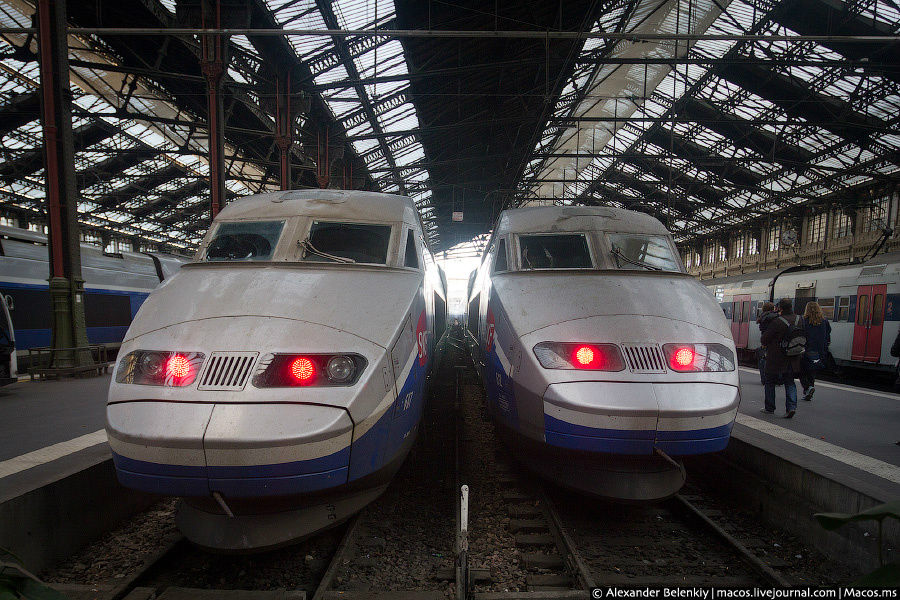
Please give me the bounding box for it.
[450,329,793,598]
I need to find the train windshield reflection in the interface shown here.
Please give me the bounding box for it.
[607,233,680,272]
[519,234,592,269]
[206,220,285,261]
[302,222,392,264]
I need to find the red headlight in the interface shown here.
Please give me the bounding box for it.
[166,354,193,379]
[662,344,735,372]
[533,342,625,371]
[672,346,695,369]
[289,357,316,384]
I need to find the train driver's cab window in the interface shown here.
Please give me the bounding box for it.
[404,229,419,269]
[493,239,508,272]
[519,234,591,269]
[606,233,681,272]
[206,220,285,261]
[301,222,392,264]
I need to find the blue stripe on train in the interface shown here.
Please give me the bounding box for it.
[113,445,354,498]
[14,325,132,349]
[543,414,733,455]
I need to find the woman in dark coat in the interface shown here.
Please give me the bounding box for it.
[799,301,831,402]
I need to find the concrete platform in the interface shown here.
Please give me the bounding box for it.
[736,366,900,466]
[0,373,110,461]
[0,373,158,574]
[683,366,900,573]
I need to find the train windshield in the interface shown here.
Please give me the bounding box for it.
[206,220,285,262]
[606,233,680,272]
[519,234,592,269]
[301,222,392,264]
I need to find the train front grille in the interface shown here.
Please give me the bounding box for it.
[621,344,667,374]
[198,352,259,391]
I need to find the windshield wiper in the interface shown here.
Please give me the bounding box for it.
[298,239,356,264]
[610,245,660,271]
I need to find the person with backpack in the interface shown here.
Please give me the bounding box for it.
[756,301,778,385]
[799,301,831,402]
[760,298,804,418]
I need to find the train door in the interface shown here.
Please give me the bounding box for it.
[733,294,750,348]
[852,284,886,362]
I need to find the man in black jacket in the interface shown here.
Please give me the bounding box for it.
[760,298,802,418]
[756,301,777,384]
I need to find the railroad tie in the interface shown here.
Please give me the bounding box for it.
[522,552,565,570]
[507,504,542,518]
[514,533,556,547]
[508,518,548,533]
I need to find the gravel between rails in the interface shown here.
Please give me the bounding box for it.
[44,494,344,595]
[44,498,180,586]
[328,349,457,595]
[458,371,531,593]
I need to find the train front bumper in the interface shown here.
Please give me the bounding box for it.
[107,401,353,497]
[542,381,740,456]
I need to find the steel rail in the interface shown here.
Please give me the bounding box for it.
[537,487,597,591]
[674,493,791,587]
[310,511,366,600]
[107,532,185,600]
[2,27,899,42]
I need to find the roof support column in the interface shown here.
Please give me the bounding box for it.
[275,74,293,191]
[37,0,89,368]
[316,126,330,189]
[200,0,228,218]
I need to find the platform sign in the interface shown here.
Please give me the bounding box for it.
[452,211,464,222]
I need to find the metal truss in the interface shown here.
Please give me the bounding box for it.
[518,0,900,247]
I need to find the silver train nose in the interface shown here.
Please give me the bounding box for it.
[107,401,353,497]
[542,381,740,456]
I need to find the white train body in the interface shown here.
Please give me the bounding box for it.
[106,190,446,550]
[465,206,740,501]
[705,253,900,371]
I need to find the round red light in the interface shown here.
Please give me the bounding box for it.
[575,346,595,366]
[290,357,315,383]
[166,354,192,379]
[673,347,695,368]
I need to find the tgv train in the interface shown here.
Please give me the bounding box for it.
[704,252,900,372]
[0,225,186,384]
[106,190,447,551]
[464,206,740,501]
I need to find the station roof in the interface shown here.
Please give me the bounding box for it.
[0,0,896,253]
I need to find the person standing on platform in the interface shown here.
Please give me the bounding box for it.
[890,329,900,392]
[756,301,777,385]
[799,301,830,402]
[760,298,803,418]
